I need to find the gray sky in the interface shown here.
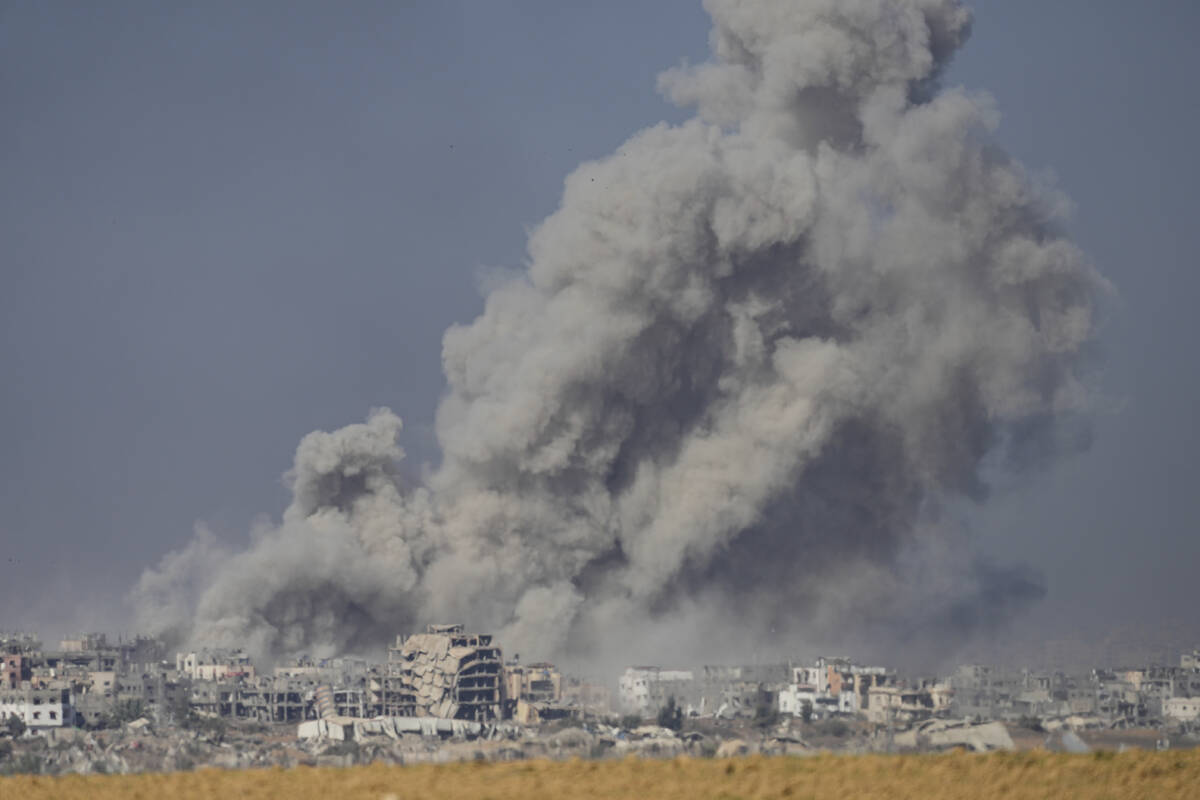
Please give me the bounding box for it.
[2,2,1197,653]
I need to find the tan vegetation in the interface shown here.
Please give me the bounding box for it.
[4,750,1200,799]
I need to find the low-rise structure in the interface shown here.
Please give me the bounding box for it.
[1164,697,1200,722]
[618,666,695,715]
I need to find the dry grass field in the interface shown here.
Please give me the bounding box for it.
[4,750,1199,800]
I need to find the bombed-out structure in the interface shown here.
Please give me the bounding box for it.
[382,624,504,721]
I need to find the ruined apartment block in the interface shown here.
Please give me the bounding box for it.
[503,659,566,725]
[383,624,503,721]
[503,661,562,705]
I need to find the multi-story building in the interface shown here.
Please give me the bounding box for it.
[504,661,562,704]
[383,624,504,721]
[176,649,256,681]
[865,682,953,724]
[778,682,821,717]
[2,654,29,689]
[779,658,895,717]
[819,658,894,714]
[0,684,75,729]
[117,668,191,711]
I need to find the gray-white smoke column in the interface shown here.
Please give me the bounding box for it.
[133,0,1107,664]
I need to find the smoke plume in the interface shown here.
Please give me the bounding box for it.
[134,0,1106,665]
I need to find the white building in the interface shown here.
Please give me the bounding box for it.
[778,683,819,716]
[779,658,894,717]
[1163,697,1200,722]
[0,685,75,729]
[791,665,823,688]
[176,649,256,681]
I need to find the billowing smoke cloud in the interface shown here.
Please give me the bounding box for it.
[133,0,1106,666]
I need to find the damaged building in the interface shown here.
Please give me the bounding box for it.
[503,661,562,705]
[382,624,503,721]
[503,659,569,725]
[618,666,696,715]
[619,664,794,719]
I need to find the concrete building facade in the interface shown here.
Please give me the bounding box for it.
[0,684,75,729]
[383,624,504,721]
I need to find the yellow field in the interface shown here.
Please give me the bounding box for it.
[4,750,1199,800]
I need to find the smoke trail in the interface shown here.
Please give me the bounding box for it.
[133,0,1106,663]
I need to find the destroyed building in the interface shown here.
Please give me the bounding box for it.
[382,624,503,721]
[618,663,796,718]
[776,658,901,720]
[502,659,569,725]
[561,677,612,716]
[864,682,953,724]
[2,653,30,689]
[618,666,696,715]
[503,661,562,705]
[696,664,791,718]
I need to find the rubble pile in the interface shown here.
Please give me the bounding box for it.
[298,715,515,741]
[5,710,1200,776]
[892,719,1015,752]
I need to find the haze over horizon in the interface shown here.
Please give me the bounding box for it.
[3,1,1197,669]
